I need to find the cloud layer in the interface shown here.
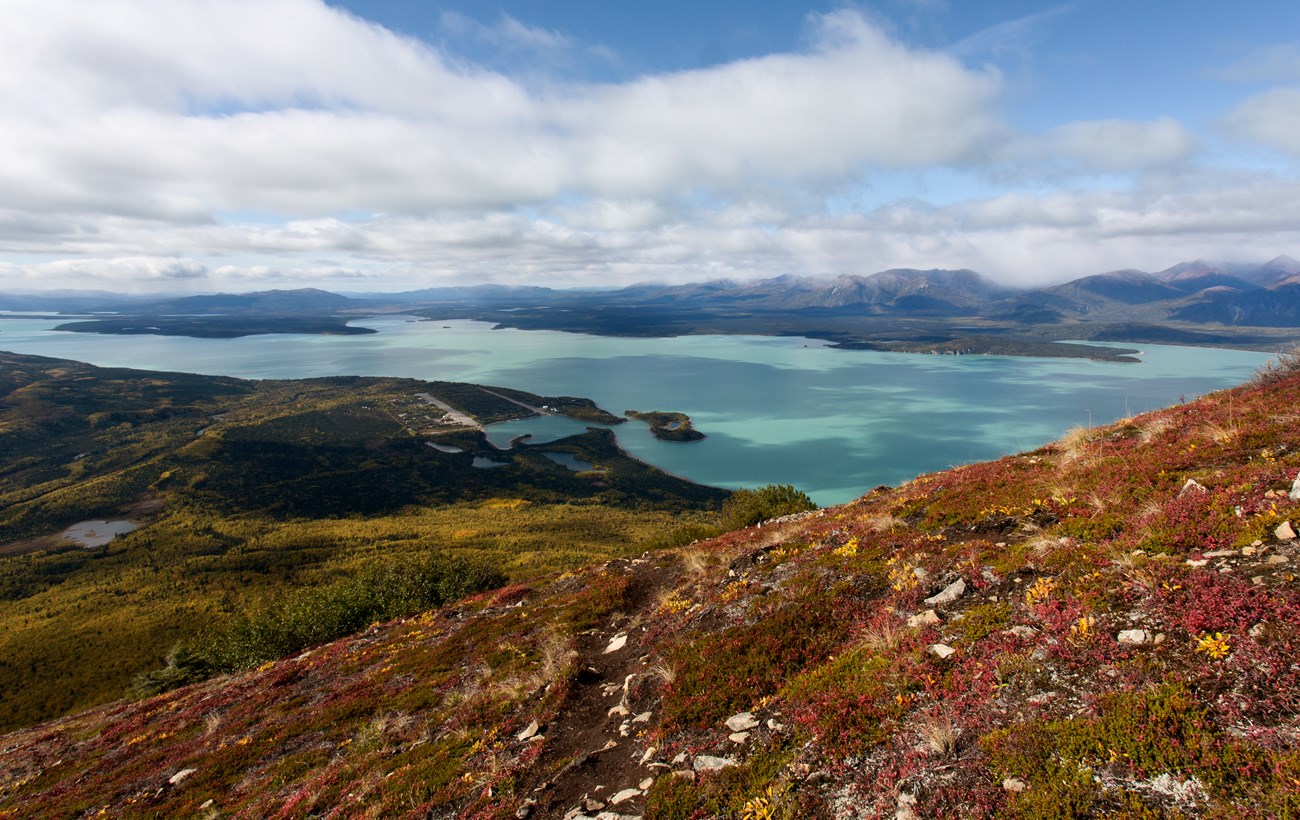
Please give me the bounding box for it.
[2,1,1300,291]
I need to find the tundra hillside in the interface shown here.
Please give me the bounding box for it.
[4,356,1300,818]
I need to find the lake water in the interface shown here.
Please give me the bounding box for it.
[0,316,1275,505]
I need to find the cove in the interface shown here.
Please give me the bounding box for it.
[0,316,1274,505]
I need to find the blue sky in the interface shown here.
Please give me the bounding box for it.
[3,0,1300,291]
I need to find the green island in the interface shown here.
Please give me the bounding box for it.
[625,409,705,441]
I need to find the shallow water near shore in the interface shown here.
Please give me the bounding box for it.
[0,316,1274,504]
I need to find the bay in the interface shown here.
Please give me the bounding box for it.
[0,316,1273,505]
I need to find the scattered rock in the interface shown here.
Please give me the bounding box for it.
[693,755,736,772]
[912,566,930,583]
[604,634,628,654]
[1204,549,1236,558]
[1185,559,1209,568]
[725,712,759,732]
[928,643,957,660]
[585,799,606,812]
[1291,472,1300,501]
[639,746,657,766]
[168,769,196,786]
[1268,555,1290,565]
[1250,622,1267,639]
[1253,576,1266,585]
[729,732,750,743]
[1003,777,1028,794]
[632,711,652,724]
[516,720,541,741]
[671,752,688,765]
[924,579,967,607]
[1243,546,1257,556]
[907,609,941,628]
[1275,521,1297,542]
[515,797,537,817]
[1117,629,1152,645]
[670,770,696,781]
[766,719,786,732]
[638,777,654,790]
[609,788,641,806]
[608,705,630,718]
[1003,625,1039,639]
[1180,479,1207,496]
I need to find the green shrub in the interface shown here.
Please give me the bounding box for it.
[136,552,505,691]
[720,484,817,531]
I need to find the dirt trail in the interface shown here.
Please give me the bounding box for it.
[524,556,680,819]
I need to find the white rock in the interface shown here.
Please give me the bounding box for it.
[168,768,196,786]
[1003,626,1039,639]
[604,634,629,654]
[693,755,736,772]
[1117,629,1152,645]
[632,711,652,724]
[1002,777,1028,793]
[1185,559,1208,568]
[1180,478,1207,496]
[724,712,759,732]
[1275,521,1297,542]
[1204,549,1236,558]
[1268,554,1290,565]
[639,746,657,765]
[907,609,941,628]
[639,777,654,790]
[585,799,606,811]
[729,732,750,743]
[1290,471,1300,501]
[928,643,957,660]
[608,704,630,718]
[516,720,541,741]
[924,579,967,607]
[609,788,641,806]
[671,752,688,765]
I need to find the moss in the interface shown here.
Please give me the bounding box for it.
[957,602,1012,644]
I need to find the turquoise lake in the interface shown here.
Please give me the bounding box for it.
[0,316,1275,505]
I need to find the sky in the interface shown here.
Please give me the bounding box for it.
[4,1,1300,293]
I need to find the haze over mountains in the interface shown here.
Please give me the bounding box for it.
[6,257,1300,329]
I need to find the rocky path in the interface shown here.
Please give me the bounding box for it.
[521,556,678,820]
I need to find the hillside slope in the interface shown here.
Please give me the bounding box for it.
[4,364,1300,818]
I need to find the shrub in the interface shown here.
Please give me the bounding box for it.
[136,552,505,690]
[720,485,817,531]
[1248,345,1300,388]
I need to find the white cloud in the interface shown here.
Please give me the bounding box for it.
[1224,87,1300,156]
[1212,42,1300,84]
[0,1,1298,294]
[1045,117,1197,172]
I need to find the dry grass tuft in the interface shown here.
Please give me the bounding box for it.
[1198,420,1240,445]
[679,545,722,577]
[867,513,906,533]
[1138,416,1175,444]
[918,712,961,756]
[648,663,676,686]
[1057,425,1096,464]
[857,621,908,654]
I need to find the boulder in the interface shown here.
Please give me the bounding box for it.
[1117,629,1152,645]
[924,579,967,607]
[724,712,759,732]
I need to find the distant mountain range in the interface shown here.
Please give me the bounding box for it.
[6,256,1300,329]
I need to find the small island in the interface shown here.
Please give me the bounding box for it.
[625,410,704,442]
